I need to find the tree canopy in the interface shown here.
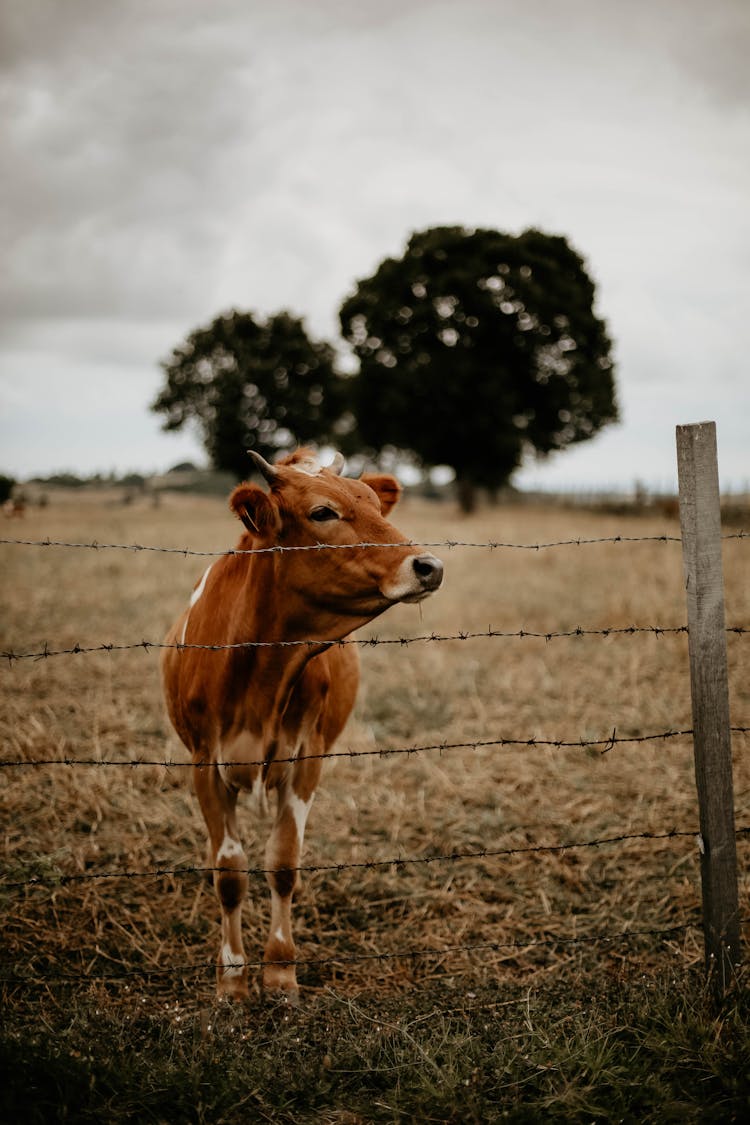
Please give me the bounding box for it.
[152,310,350,479]
[339,226,617,508]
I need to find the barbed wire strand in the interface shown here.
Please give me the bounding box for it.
[2,727,748,772]
[1,531,748,558]
[8,826,750,892]
[3,918,737,986]
[5,624,750,664]
[0,533,678,556]
[3,725,750,772]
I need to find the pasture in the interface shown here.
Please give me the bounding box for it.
[1,489,749,1122]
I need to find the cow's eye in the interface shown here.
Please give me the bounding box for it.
[309,505,340,522]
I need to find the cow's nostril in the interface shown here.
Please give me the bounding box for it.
[412,555,444,589]
[413,557,435,577]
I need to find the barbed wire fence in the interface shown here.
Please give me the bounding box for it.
[7,922,750,990]
[0,533,746,663]
[3,814,748,987]
[1,422,748,995]
[3,818,750,997]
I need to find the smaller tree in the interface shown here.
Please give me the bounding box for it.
[0,475,16,504]
[152,310,351,479]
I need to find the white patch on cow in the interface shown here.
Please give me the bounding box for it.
[287,791,314,845]
[217,833,244,862]
[178,563,213,647]
[220,943,245,978]
[190,563,213,607]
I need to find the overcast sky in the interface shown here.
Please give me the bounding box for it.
[1,0,748,490]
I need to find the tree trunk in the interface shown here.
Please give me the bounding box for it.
[456,476,477,514]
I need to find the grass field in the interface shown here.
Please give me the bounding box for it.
[1,489,748,1122]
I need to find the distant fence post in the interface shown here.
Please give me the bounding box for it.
[676,421,741,998]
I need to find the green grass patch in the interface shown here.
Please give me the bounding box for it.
[2,969,748,1123]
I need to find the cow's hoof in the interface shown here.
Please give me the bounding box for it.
[216,970,250,1003]
[262,982,300,1008]
[216,985,250,1005]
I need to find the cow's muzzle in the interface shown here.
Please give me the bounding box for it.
[412,554,444,593]
[382,552,444,604]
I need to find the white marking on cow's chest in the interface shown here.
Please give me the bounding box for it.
[180,563,214,645]
[190,563,213,607]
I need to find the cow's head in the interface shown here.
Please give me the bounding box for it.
[228,449,443,627]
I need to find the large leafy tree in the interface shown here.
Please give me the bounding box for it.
[339,226,617,510]
[152,310,349,479]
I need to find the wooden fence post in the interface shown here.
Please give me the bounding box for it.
[676,421,741,998]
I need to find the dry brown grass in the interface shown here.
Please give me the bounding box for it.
[1,491,748,1019]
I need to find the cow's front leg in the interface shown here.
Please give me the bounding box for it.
[263,762,320,1000]
[193,763,249,1001]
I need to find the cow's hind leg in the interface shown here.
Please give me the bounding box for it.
[262,759,321,1001]
[193,764,249,1001]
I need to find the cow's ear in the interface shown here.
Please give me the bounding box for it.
[229,483,280,537]
[361,473,402,516]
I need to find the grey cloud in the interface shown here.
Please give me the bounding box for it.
[3,0,748,323]
[0,3,265,319]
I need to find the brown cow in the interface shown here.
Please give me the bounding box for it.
[161,448,443,1002]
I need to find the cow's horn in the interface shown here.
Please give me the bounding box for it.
[247,449,279,484]
[329,451,345,476]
